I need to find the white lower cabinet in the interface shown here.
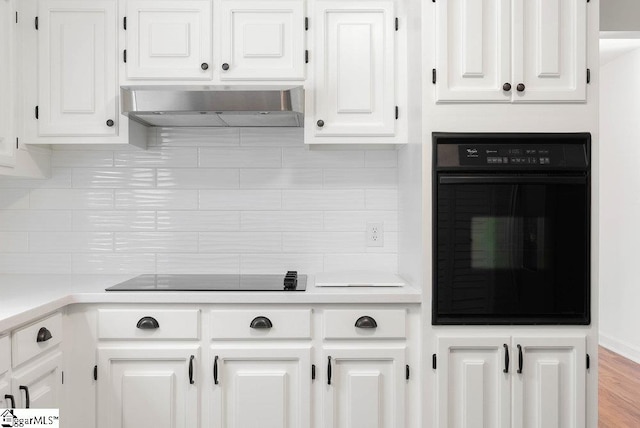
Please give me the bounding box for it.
[97,346,201,428]
[11,351,63,409]
[210,347,311,428]
[323,347,406,428]
[437,335,586,428]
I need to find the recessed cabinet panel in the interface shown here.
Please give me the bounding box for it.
[211,347,311,428]
[37,0,118,136]
[126,0,212,80]
[435,0,511,102]
[97,347,200,428]
[436,337,511,428]
[0,0,16,166]
[513,0,587,102]
[219,0,305,80]
[314,1,395,137]
[512,337,586,428]
[11,352,62,409]
[323,347,405,428]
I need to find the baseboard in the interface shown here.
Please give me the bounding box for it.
[599,333,640,364]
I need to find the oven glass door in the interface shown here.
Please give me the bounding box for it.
[435,175,589,324]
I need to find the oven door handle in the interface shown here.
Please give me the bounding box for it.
[439,176,586,185]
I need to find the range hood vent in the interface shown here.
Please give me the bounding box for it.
[121,85,304,128]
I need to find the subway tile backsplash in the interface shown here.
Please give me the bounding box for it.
[0,128,398,274]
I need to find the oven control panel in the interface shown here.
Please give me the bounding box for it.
[457,145,565,167]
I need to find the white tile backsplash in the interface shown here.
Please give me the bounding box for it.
[0,128,398,274]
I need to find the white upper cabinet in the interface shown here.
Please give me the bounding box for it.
[0,0,16,167]
[311,0,398,140]
[125,0,213,80]
[218,0,305,80]
[37,0,118,136]
[436,0,587,103]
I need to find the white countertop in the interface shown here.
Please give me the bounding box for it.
[0,274,421,333]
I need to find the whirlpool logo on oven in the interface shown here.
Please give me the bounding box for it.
[1,409,59,427]
[465,148,479,158]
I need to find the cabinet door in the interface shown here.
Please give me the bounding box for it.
[37,0,118,137]
[313,1,395,137]
[322,347,405,428]
[0,0,16,166]
[219,0,305,80]
[11,352,62,409]
[0,382,11,408]
[435,0,511,102]
[512,336,586,428]
[97,347,200,428]
[125,0,212,80]
[512,0,587,102]
[436,337,511,428]
[211,347,311,428]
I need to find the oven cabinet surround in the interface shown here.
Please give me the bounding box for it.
[434,0,587,102]
[305,0,408,145]
[76,304,419,428]
[436,335,587,428]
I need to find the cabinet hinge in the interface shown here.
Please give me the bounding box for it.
[405,365,410,380]
[93,365,98,381]
[586,354,590,370]
[432,354,437,369]
[587,69,591,84]
[305,50,309,64]
[395,17,398,31]
[432,69,437,84]
[305,17,309,31]
[311,364,316,380]
[123,49,127,63]
[395,106,399,120]
[123,16,127,30]
[61,371,64,384]
[35,106,39,119]
[15,12,18,24]
[16,138,18,150]
[34,16,38,30]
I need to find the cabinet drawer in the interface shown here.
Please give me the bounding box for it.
[12,312,62,367]
[98,309,200,340]
[323,309,406,339]
[0,335,9,375]
[210,310,311,339]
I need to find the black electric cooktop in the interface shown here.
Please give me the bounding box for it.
[105,272,306,292]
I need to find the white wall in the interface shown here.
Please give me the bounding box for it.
[0,128,399,274]
[601,0,640,31]
[599,47,640,363]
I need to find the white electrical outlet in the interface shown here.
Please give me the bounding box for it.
[366,222,384,247]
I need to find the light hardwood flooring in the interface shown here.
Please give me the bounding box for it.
[599,346,640,427]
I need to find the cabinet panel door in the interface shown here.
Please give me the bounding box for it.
[0,0,16,166]
[38,0,118,137]
[11,352,62,409]
[314,1,395,137]
[513,0,587,102]
[126,0,212,80]
[435,0,511,102]
[0,382,11,408]
[211,347,311,428]
[219,0,305,80]
[97,347,200,428]
[512,336,586,428]
[322,347,405,428]
[436,337,511,428]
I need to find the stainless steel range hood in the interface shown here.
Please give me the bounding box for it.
[121,85,304,128]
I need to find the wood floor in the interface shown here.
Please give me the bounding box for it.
[599,346,640,427]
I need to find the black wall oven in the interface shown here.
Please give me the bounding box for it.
[433,133,590,325]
